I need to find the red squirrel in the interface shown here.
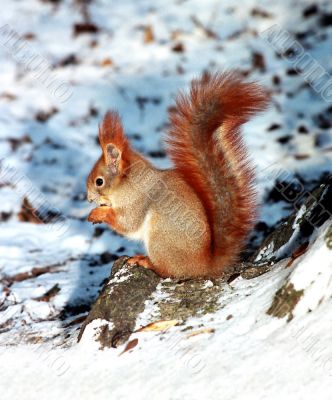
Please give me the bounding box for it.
[87,71,269,278]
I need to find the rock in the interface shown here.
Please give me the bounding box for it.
[78,257,226,348]
[250,178,332,270]
[267,283,304,322]
[78,257,161,348]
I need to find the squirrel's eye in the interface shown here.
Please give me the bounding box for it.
[95,177,104,187]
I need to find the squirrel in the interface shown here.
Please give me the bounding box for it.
[87,71,269,278]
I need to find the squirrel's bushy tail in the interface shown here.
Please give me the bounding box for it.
[166,71,269,273]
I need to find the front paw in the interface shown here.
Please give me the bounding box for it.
[87,206,112,224]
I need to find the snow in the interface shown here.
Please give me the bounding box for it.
[1,221,332,400]
[1,0,332,399]
[79,318,114,348]
[288,222,332,314]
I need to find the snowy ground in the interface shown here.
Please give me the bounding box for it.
[0,0,332,399]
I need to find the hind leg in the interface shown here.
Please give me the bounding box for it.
[126,255,173,277]
[126,255,154,269]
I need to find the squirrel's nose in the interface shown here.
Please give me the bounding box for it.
[87,193,94,203]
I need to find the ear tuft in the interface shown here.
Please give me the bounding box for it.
[99,111,128,153]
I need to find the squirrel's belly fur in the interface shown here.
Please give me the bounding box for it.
[87,71,269,278]
[126,209,152,245]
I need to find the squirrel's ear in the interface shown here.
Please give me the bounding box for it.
[105,143,121,174]
[99,111,129,173]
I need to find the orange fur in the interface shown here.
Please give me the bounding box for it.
[166,71,269,271]
[99,111,130,173]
